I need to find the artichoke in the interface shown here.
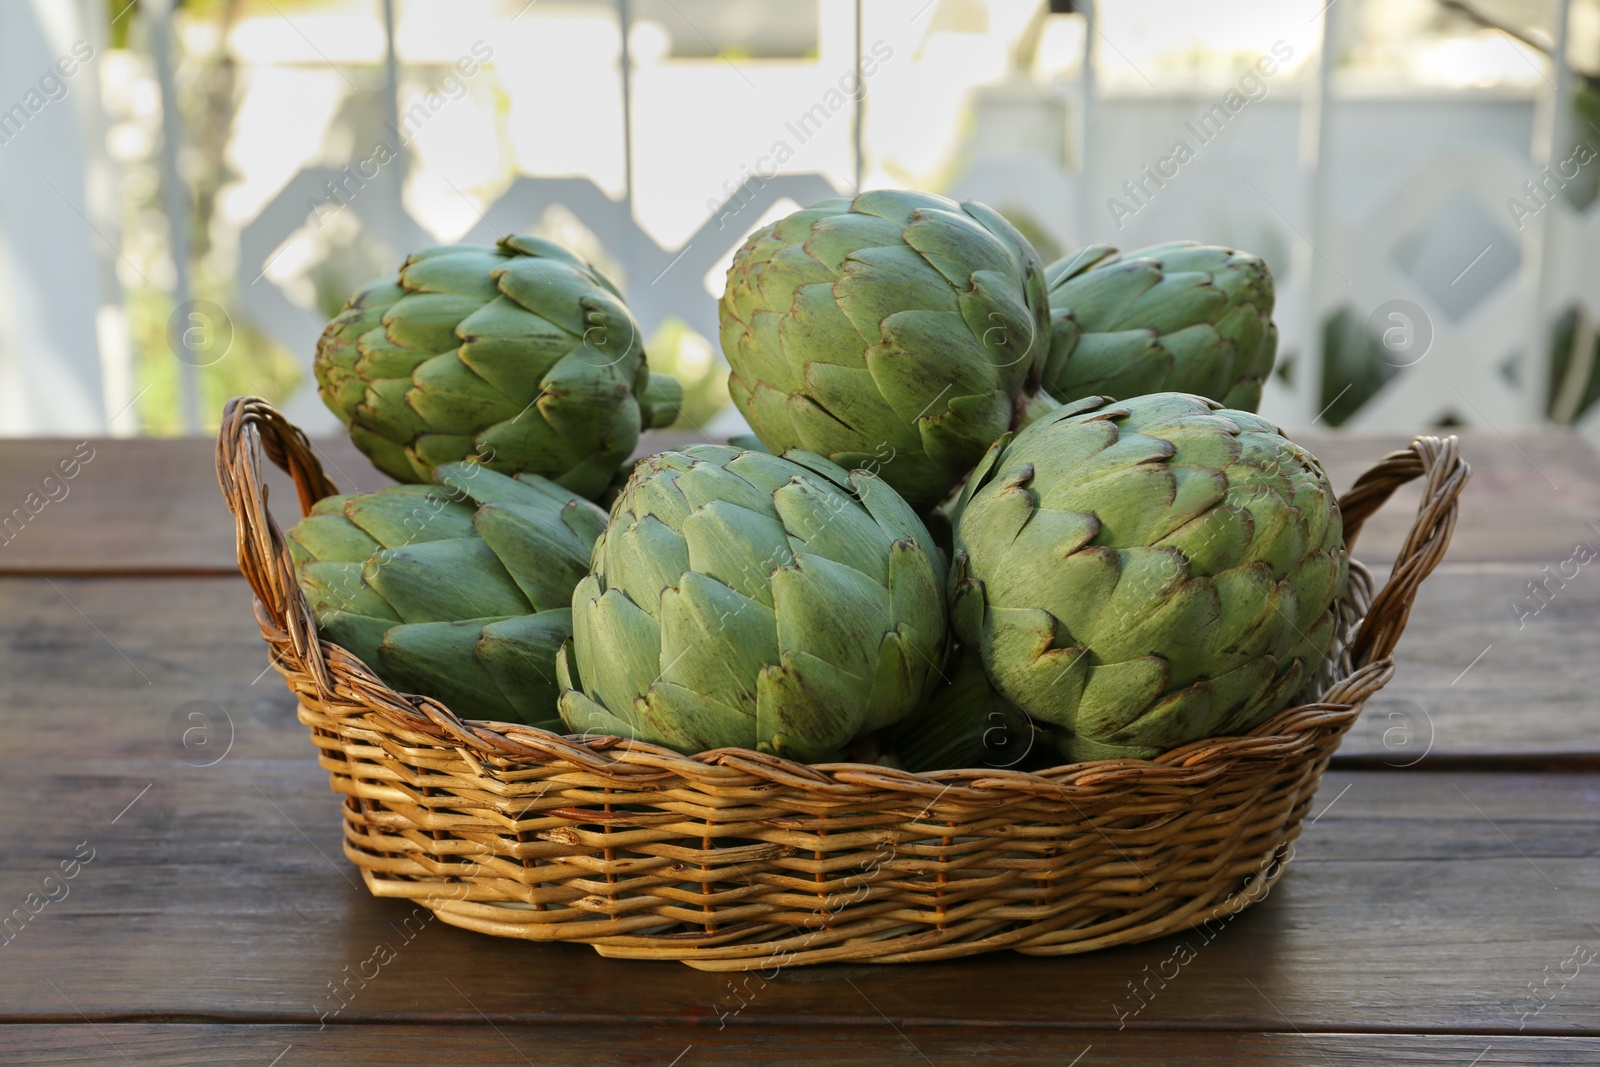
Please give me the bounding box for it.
[315,234,681,498]
[718,190,1053,512]
[949,392,1347,763]
[882,648,1040,773]
[286,462,608,727]
[1043,241,1277,412]
[557,444,948,761]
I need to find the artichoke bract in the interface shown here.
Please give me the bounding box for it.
[316,235,681,498]
[882,648,1039,773]
[718,190,1053,512]
[1043,241,1277,412]
[286,462,608,728]
[557,444,948,761]
[949,393,1347,763]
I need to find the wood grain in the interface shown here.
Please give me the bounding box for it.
[2,753,1596,1034]
[0,571,1591,764]
[0,577,300,760]
[1309,428,1600,567]
[1334,560,1600,761]
[0,428,1593,574]
[1,1025,1595,1066]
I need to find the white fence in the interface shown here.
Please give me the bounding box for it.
[1,0,1596,441]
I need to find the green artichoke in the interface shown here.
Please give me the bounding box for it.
[949,392,1347,763]
[882,648,1039,773]
[316,234,682,498]
[557,444,948,761]
[718,190,1053,512]
[286,462,608,727]
[1043,241,1277,412]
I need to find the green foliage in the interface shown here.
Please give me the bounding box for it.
[129,287,303,436]
[1318,307,1397,429]
[642,318,730,430]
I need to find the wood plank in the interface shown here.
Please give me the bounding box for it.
[0,570,1589,764]
[0,429,1592,574]
[1335,561,1600,762]
[1,1025,1594,1066]
[0,438,226,575]
[1307,428,1600,567]
[1,756,1595,1035]
[0,577,302,760]
[0,436,375,577]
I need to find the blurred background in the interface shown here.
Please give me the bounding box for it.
[1,0,1597,443]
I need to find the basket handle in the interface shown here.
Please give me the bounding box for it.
[215,396,342,695]
[1336,434,1469,669]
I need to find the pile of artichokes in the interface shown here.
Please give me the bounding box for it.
[293,189,1347,769]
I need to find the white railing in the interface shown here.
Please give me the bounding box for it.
[1,0,1595,443]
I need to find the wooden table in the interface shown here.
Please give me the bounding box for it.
[2,429,1597,1065]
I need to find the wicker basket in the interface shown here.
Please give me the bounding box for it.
[217,397,1468,971]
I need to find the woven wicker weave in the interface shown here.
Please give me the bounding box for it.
[217,397,1468,970]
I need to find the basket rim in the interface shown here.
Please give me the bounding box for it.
[219,396,1466,795]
